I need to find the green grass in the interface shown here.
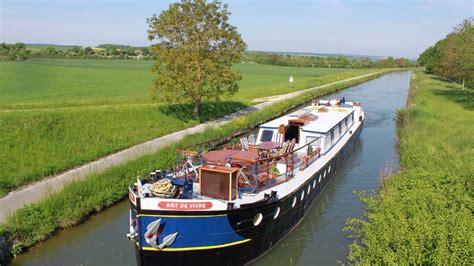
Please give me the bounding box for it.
[0,59,381,196]
[346,71,473,264]
[0,59,378,109]
[0,71,390,255]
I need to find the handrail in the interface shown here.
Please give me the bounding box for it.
[254,137,320,164]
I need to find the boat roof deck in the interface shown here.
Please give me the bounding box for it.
[260,104,354,133]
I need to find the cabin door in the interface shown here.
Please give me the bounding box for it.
[285,124,300,143]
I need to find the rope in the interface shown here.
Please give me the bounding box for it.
[149,179,176,198]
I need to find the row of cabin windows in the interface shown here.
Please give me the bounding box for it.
[329,112,355,147]
[260,112,354,145]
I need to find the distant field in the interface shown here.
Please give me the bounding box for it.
[0,59,380,195]
[0,59,374,108]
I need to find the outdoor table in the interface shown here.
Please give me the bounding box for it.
[257,141,282,151]
[257,141,283,158]
[202,149,259,165]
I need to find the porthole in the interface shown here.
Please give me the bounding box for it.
[291,197,297,207]
[253,213,263,226]
[328,165,331,173]
[300,191,305,201]
[307,185,311,194]
[273,207,281,219]
[312,180,316,188]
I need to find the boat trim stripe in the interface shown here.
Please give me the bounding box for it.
[140,239,251,252]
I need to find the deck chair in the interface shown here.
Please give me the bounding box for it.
[288,139,296,152]
[277,141,289,157]
[240,137,249,150]
[248,134,256,145]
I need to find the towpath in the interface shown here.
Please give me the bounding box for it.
[0,71,384,223]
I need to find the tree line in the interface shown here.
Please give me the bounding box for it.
[0,43,153,61]
[1,42,415,69]
[243,52,415,69]
[418,18,473,89]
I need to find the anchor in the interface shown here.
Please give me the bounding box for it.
[144,219,178,249]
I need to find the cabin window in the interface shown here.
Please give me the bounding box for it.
[253,213,263,226]
[300,191,305,201]
[330,129,335,145]
[306,136,320,148]
[273,207,281,219]
[292,197,297,207]
[313,180,316,188]
[344,117,348,128]
[260,130,274,142]
[338,123,342,135]
[307,185,311,194]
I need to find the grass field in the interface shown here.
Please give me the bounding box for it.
[346,71,473,264]
[0,59,377,108]
[0,59,381,196]
[0,71,390,255]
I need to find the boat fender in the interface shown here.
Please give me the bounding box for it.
[0,235,12,264]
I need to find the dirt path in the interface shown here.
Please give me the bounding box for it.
[0,71,383,223]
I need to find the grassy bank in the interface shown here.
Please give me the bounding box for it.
[346,71,473,264]
[0,58,381,196]
[0,70,392,255]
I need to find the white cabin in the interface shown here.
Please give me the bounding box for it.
[256,100,360,155]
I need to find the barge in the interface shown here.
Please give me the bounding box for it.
[127,98,364,265]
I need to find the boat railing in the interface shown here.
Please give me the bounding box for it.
[174,136,321,193]
[231,137,321,192]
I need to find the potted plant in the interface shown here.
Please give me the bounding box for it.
[300,155,310,170]
[258,172,269,184]
[307,145,314,157]
[269,165,280,179]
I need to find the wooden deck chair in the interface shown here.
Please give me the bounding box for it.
[240,137,249,150]
[288,139,296,153]
[277,141,289,157]
[248,134,256,145]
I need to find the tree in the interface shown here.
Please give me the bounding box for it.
[418,45,441,73]
[84,46,94,56]
[147,0,246,117]
[437,19,473,89]
[418,18,473,89]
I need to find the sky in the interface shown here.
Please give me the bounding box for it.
[1,0,473,58]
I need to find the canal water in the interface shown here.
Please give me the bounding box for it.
[12,71,412,266]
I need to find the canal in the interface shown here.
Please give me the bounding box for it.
[12,71,412,265]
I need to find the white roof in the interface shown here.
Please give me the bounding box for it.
[260,102,355,133]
